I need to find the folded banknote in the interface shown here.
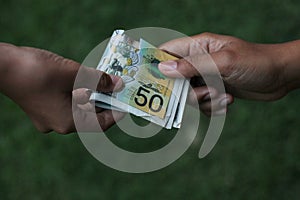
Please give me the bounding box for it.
[90,30,189,129]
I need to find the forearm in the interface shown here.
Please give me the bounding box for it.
[275,40,300,91]
[0,43,16,93]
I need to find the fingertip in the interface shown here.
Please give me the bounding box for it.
[204,87,218,101]
[159,60,188,79]
[85,89,92,96]
[96,72,124,92]
[110,75,124,92]
[158,60,177,72]
[213,108,227,116]
[73,88,92,105]
[202,110,212,117]
[227,94,234,105]
[188,86,218,105]
[111,110,126,121]
[220,94,234,107]
[97,110,125,131]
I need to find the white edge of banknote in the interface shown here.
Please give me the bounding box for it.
[164,78,185,129]
[173,79,190,128]
[94,101,124,112]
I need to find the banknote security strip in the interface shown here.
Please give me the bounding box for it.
[90,30,189,129]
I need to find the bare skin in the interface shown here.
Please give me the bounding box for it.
[0,43,124,134]
[158,33,300,116]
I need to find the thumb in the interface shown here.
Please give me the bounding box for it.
[96,72,124,92]
[158,52,229,78]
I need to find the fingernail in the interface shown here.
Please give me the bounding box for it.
[203,93,211,101]
[220,97,229,107]
[214,108,227,116]
[85,89,92,96]
[159,60,177,70]
[111,76,124,91]
[203,89,218,101]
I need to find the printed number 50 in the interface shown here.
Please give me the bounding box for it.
[134,86,163,113]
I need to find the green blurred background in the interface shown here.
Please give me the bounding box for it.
[1,0,300,199]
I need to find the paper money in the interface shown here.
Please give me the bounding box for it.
[90,30,189,128]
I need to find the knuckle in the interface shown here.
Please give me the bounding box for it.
[199,32,214,38]
[54,126,71,134]
[54,120,74,134]
[36,126,52,134]
[61,58,81,71]
[40,128,52,134]
[32,120,52,133]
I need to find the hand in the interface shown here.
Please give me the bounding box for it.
[158,33,292,115]
[0,43,124,134]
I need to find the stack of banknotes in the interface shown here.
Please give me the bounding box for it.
[90,30,189,129]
